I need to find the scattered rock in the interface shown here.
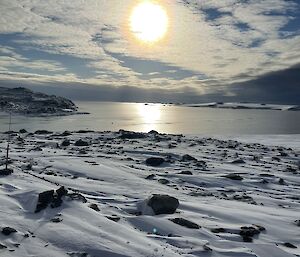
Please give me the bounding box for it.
[146,157,165,167]
[211,228,226,233]
[50,217,63,223]
[0,168,13,176]
[106,216,120,222]
[2,227,17,236]
[283,242,297,248]
[182,154,197,162]
[89,203,100,212]
[158,178,170,185]
[224,174,243,180]
[147,194,179,215]
[74,139,89,146]
[145,174,156,180]
[61,139,71,147]
[231,159,246,164]
[35,186,68,212]
[19,129,27,134]
[119,130,146,139]
[35,190,54,213]
[67,193,87,203]
[170,218,200,229]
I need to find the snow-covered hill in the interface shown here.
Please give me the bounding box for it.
[0,130,299,257]
[0,87,79,116]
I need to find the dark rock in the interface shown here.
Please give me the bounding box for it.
[224,174,243,180]
[242,236,253,242]
[19,129,27,133]
[231,159,246,164]
[279,178,285,185]
[211,228,226,233]
[35,190,54,213]
[56,186,68,197]
[50,217,63,223]
[147,194,179,215]
[182,154,197,162]
[146,157,165,167]
[74,139,89,146]
[89,203,100,212]
[61,139,71,147]
[240,226,260,238]
[2,227,17,236]
[283,242,297,248]
[106,216,121,222]
[119,130,146,139]
[148,130,159,135]
[0,168,13,176]
[0,243,7,249]
[294,220,300,226]
[170,218,200,229]
[158,178,170,185]
[145,174,156,180]
[67,193,87,203]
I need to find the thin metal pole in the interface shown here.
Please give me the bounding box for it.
[5,113,11,170]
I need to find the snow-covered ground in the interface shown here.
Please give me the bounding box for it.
[0,130,299,257]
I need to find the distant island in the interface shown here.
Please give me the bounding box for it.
[0,87,84,116]
[179,102,300,111]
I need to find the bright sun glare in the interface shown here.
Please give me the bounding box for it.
[130,1,168,43]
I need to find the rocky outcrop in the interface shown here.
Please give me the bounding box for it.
[0,87,79,116]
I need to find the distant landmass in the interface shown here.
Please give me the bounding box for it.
[180,102,300,111]
[0,87,82,116]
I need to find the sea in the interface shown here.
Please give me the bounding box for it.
[0,101,299,135]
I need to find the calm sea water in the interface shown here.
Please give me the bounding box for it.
[0,101,299,134]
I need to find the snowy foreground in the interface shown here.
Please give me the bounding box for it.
[0,130,299,257]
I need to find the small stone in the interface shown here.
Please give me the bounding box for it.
[179,171,193,175]
[231,159,246,164]
[74,139,89,146]
[283,242,297,248]
[170,218,200,229]
[89,203,100,212]
[224,174,243,180]
[211,228,226,233]
[181,154,197,162]
[50,217,63,223]
[147,194,179,215]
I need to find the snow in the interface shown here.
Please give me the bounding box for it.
[0,130,299,257]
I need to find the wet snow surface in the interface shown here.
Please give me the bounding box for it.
[0,130,299,257]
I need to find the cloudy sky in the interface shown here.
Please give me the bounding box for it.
[0,0,299,103]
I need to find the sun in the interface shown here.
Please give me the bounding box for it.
[130,1,169,43]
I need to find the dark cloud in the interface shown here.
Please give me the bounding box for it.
[229,64,300,104]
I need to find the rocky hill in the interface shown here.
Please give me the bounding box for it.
[0,87,78,116]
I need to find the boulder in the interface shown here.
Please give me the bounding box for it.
[146,157,165,167]
[147,194,179,215]
[2,227,17,236]
[35,190,54,213]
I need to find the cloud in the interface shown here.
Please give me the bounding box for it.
[0,0,299,103]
